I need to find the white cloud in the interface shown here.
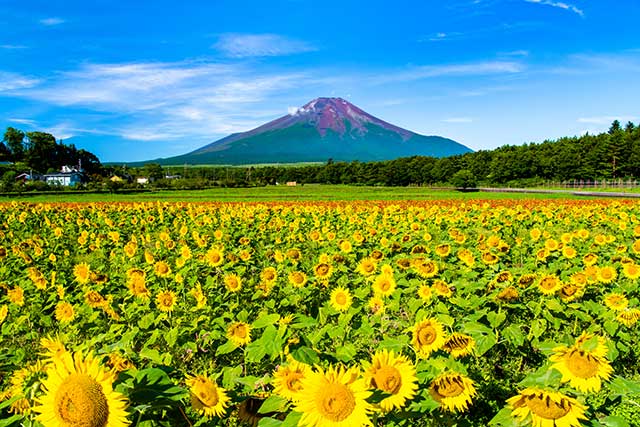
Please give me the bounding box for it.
[442,117,474,123]
[524,0,584,17]
[500,50,530,57]
[1,44,28,49]
[370,61,524,84]
[39,17,65,26]
[13,60,311,144]
[214,33,316,58]
[0,71,40,91]
[8,118,38,126]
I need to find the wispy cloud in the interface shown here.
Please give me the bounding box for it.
[8,118,38,126]
[14,61,312,143]
[442,117,474,123]
[214,33,317,58]
[0,71,40,91]
[499,50,530,57]
[370,61,525,84]
[1,44,28,49]
[39,17,66,26]
[524,0,584,17]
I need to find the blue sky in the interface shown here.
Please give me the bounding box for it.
[1,0,639,162]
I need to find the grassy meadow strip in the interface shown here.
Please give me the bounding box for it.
[0,199,639,426]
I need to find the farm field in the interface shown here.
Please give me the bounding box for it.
[0,185,594,203]
[1,198,639,427]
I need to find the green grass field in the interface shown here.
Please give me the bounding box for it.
[0,185,594,203]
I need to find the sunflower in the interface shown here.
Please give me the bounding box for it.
[550,338,613,393]
[314,263,333,280]
[481,252,499,265]
[559,284,582,302]
[363,350,418,412]
[432,280,453,298]
[411,318,446,358]
[367,296,385,315]
[418,284,433,302]
[496,286,519,302]
[597,266,617,284]
[434,244,451,258]
[442,333,475,358]
[329,286,353,312]
[73,263,91,284]
[562,246,577,259]
[227,321,252,346]
[261,266,278,284]
[622,262,640,279]
[34,351,129,427]
[413,259,439,278]
[153,261,172,277]
[223,273,242,293]
[126,268,149,299]
[205,247,224,267]
[617,308,640,327]
[507,388,587,427]
[537,274,561,295]
[429,373,477,412]
[85,290,106,308]
[603,293,628,311]
[7,286,25,306]
[40,335,68,362]
[273,358,309,402]
[583,253,598,266]
[0,304,7,325]
[295,365,372,427]
[356,258,377,276]
[55,302,75,323]
[186,374,230,418]
[288,271,308,288]
[372,274,396,297]
[156,290,177,312]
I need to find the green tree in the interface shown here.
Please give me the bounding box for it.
[3,127,25,162]
[143,163,165,180]
[450,169,477,189]
[25,131,57,172]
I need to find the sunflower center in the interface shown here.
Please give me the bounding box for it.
[54,373,109,427]
[417,325,437,345]
[379,279,391,292]
[194,383,220,407]
[285,372,304,392]
[233,324,247,339]
[372,366,402,394]
[432,376,464,398]
[566,350,599,378]
[335,293,347,306]
[317,383,356,422]
[525,394,571,420]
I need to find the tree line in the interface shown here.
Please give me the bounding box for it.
[3,120,639,191]
[153,120,640,188]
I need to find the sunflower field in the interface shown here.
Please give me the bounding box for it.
[1,199,639,427]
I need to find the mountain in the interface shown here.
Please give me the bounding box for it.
[153,97,472,165]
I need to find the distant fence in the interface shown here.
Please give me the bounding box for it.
[484,179,640,190]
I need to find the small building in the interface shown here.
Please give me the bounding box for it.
[110,175,123,182]
[15,172,42,183]
[136,177,149,185]
[44,172,84,186]
[286,181,297,186]
[44,165,86,187]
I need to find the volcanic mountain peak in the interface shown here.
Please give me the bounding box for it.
[158,96,472,165]
[286,97,413,139]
